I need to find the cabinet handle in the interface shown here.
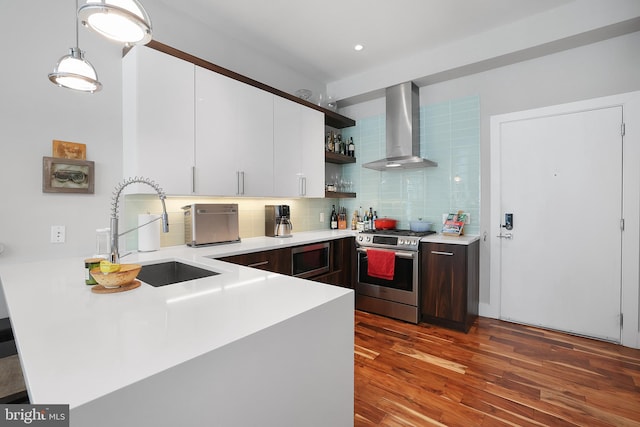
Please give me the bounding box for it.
[300,177,306,196]
[236,171,245,195]
[248,260,269,268]
[191,166,196,193]
[431,251,454,256]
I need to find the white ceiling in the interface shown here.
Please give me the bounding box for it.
[170,0,574,84]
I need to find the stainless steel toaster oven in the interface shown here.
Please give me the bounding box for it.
[183,204,240,247]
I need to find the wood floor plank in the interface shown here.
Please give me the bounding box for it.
[354,311,640,426]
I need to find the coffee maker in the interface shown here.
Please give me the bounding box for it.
[265,205,293,238]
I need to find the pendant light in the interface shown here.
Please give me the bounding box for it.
[48,0,102,93]
[78,0,152,46]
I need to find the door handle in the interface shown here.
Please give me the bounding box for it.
[496,233,513,239]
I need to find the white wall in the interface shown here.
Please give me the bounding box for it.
[0,1,123,264]
[340,31,640,312]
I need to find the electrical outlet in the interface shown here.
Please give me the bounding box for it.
[51,225,65,243]
[319,212,325,223]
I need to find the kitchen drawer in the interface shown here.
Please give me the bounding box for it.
[218,248,291,275]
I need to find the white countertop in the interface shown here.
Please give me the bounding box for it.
[0,229,476,409]
[0,230,355,409]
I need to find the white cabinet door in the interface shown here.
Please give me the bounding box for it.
[236,82,274,197]
[273,97,324,197]
[195,67,274,196]
[195,67,239,196]
[123,46,195,195]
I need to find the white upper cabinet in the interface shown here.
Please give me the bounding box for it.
[122,46,195,195]
[123,46,332,198]
[195,67,274,196]
[273,97,324,197]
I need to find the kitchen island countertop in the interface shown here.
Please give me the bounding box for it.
[0,230,355,426]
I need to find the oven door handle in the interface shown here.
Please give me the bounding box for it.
[356,247,417,259]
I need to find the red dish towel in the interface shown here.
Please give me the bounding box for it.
[367,249,395,280]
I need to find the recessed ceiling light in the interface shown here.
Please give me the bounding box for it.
[354,44,364,52]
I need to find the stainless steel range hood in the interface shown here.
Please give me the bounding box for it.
[363,82,437,171]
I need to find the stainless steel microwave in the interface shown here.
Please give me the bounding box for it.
[291,242,330,279]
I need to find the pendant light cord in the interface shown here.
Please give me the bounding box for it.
[75,0,79,48]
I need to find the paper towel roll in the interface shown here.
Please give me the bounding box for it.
[138,214,160,252]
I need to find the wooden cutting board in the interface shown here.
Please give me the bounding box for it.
[91,280,141,294]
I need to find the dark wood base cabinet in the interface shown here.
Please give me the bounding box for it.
[420,240,479,332]
[311,237,354,289]
[217,237,354,289]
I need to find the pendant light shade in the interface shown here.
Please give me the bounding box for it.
[78,0,152,45]
[48,47,102,93]
[49,0,102,93]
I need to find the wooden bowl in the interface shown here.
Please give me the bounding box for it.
[90,264,142,288]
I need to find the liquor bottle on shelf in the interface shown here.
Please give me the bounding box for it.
[334,135,341,153]
[348,137,355,157]
[330,205,338,230]
[368,207,374,230]
[363,209,370,231]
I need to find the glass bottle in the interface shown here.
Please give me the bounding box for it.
[369,207,374,230]
[330,205,338,230]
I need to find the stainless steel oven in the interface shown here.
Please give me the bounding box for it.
[355,229,434,323]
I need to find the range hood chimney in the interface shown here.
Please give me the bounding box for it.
[363,82,437,171]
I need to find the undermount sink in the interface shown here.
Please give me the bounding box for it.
[138,261,220,287]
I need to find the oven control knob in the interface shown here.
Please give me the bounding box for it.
[358,236,363,242]
[366,236,371,242]
[413,240,418,246]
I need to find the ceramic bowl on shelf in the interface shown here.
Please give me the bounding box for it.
[89,264,141,288]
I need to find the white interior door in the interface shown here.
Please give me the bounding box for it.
[498,106,623,342]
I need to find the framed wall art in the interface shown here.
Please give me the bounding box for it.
[43,156,95,194]
[52,140,87,160]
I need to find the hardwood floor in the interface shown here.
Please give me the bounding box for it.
[354,310,640,426]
